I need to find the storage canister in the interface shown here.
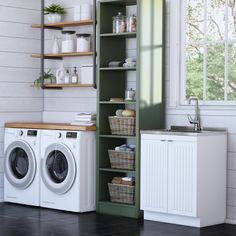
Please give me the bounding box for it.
[126,15,136,32]
[76,34,91,52]
[112,12,126,33]
[81,4,92,20]
[61,30,76,53]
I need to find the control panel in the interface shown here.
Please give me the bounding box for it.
[66,132,77,139]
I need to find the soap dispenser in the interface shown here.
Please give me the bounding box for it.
[71,67,79,84]
[64,69,70,84]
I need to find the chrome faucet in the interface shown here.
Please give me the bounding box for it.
[187,97,201,131]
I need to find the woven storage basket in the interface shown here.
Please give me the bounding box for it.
[108,183,135,205]
[108,116,136,136]
[108,150,135,170]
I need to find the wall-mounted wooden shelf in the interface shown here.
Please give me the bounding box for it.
[32,83,95,89]
[31,52,93,59]
[31,20,94,29]
[44,83,94,88]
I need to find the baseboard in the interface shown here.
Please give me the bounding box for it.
[226,219,236,225]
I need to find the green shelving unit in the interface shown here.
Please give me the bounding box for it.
[96,0,165,218]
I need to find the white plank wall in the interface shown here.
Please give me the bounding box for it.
[0,1,43,201]
[43,1,136,123]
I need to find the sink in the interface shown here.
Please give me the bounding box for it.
[169,126,226,133]
[167,126,216,133]
[141,126,227,136]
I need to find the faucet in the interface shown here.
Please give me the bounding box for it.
[188,97,201,131]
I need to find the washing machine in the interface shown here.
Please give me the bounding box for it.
[4,128,40,206]
[40,129,96,213]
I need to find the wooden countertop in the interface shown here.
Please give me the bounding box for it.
[5,123,96,131]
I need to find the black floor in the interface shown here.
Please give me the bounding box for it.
[0,203,235,236]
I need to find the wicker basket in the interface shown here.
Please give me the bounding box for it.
[108,116,136,136]
[108,183,135,205]
[108,150,135,170]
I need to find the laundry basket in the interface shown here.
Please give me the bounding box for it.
[108,183,135,205]
[108,116,136,136]
[108,150,135,170]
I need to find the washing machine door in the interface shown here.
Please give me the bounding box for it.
[41,143,76,195]
[4,141,36,189]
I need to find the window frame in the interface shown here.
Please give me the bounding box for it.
[169,0,236,107]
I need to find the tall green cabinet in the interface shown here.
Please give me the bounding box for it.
[96,0,165,218]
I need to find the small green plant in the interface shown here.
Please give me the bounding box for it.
[34,70,56,86]
[44,4,66,15]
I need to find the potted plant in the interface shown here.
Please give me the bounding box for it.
[34,70,56,87]
[44,4,66,23]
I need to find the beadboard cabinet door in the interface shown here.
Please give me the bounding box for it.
[167,141,197,217]
[141,139,168,213]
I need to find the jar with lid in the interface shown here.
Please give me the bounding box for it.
[61,30,76,53]
[76,34,91,52]
[112,12,126,33]
[126,15,136,32]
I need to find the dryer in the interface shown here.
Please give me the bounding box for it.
[4,128,40,206]
[40,130,96,213]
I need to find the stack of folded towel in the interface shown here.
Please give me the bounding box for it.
[71,112,96,126]
[123,58,136,68]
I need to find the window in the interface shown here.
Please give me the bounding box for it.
[182,0,236,103]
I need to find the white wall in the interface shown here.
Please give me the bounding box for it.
[43,0,96,123]
[0,1,43,201]
[165,0,236,223]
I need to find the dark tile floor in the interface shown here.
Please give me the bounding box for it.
[0,203,235,236]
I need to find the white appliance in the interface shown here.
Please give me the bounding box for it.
[40,130,96,213]
[4,128,40,206]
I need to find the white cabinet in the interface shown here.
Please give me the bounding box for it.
[168,141,197,217]
[141,132,227,227]
[141,139,168,213]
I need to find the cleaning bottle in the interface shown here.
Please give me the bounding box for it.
[71,67,78,84]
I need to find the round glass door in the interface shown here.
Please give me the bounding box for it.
[4,141,36,189]
[9,147,29,179]
[41,143,76,195]
[46,150,68,183]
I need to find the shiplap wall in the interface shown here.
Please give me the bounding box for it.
[42,0,136,123]
[0,1,43,201]
[43,0,96,123]
[165,0,236,223]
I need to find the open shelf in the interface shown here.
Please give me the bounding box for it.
[100,168,135,174]
[46,83,94,88]
[100,67,136,71]
[100,101,136,104]
[97,201,138,218]
[99,134,136,139]
[100,32,136,38]
[99,0,137,6]
[31,20,94,29]
[31,52,93,59]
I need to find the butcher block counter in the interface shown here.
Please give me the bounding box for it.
[5,123,96,131]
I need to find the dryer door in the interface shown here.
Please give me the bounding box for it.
[41,143,76,195]
[4,141,36,189]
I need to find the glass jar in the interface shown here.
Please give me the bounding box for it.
[76,34,91,52]
[61,30,76,53]
[112,12,126,33]
[126,15,136,32]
